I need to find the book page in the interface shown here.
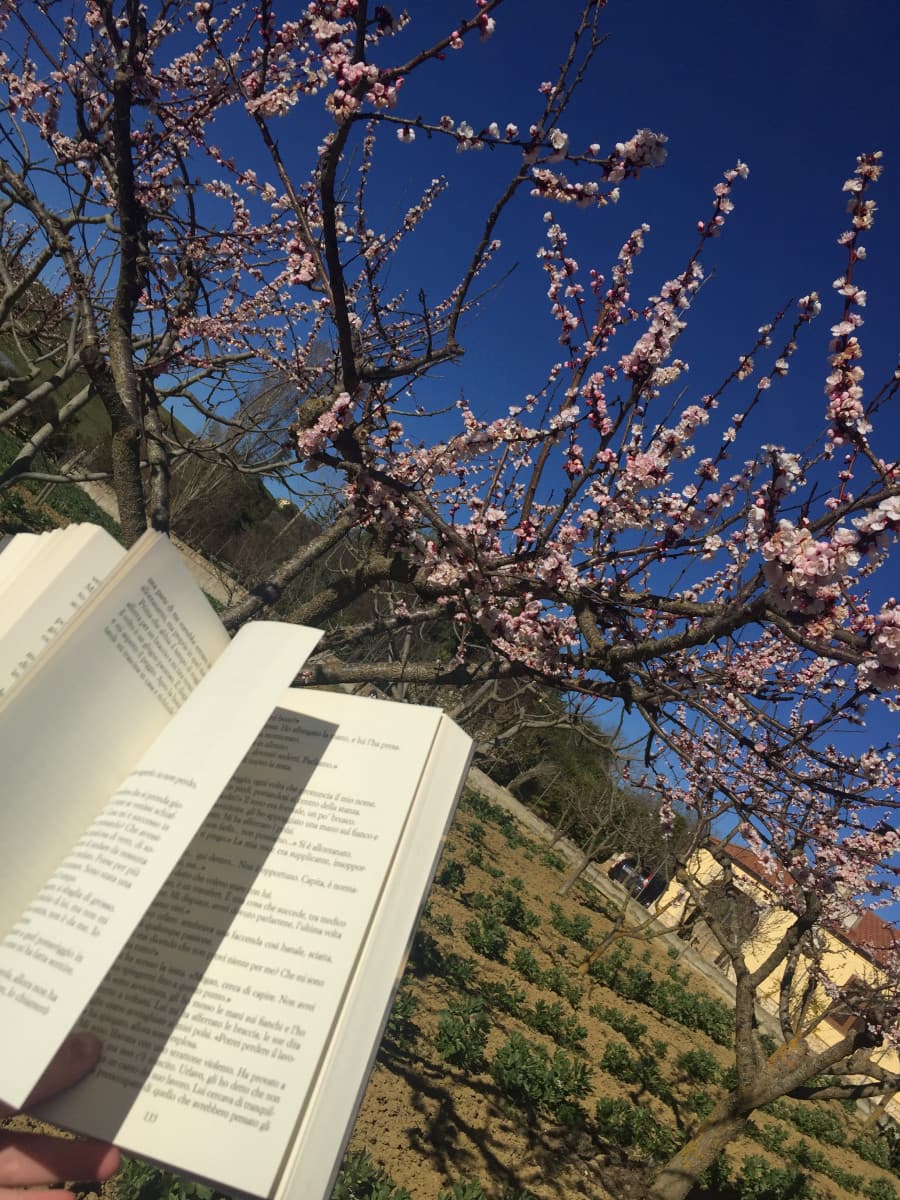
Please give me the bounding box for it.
[276,714,473,1200]
[0,623,320,1110]
[0,534,229,937]
[38,691,449,1199]
[0,525,125,697]
[0,530,59,624]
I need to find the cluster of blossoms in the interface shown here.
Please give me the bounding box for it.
[606,128,668,180]
[859,598,900,691]
[294,392,355,460]
[825,153,883,445]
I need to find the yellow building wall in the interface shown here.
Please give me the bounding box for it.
[653,848,900,1086]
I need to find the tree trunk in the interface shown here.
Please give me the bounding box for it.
[649,1095,749,1200]
[110,424,147,546]
[556,847,594,896]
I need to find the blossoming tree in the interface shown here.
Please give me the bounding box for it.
[0,1,898,1195]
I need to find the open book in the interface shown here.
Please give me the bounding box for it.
[0,525,473,1200]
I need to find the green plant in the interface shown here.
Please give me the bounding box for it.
[409,930,443,976]
[589,1004,647,1046]
[864,1181,899,1200]
[332,1150,413,1200]
[541,962,582,1009]
[853,1137,893,1172]
[698,1153,733,1193]
[526,999,587,1051]
[684,1088,715,1120]
[464,913,510,962]
[465,847,484,868]
[437,858,467,891]
[499,1186,539,1200]
[492,885,540,933]
[490,1033,591,1118]
[594,1098,682,1159]
[440,952,478,988]
[479,979,527,1016]
[437,1180,488,1200]
[599,1040,670,1100]
[467,820,487,846]
[786,1139,827,1173]
[430,912,454,936]
[549,902,595,949]
[675,1048,721,1084]
[383,988,419,1050]
[737,1155,812,1200]
[586,943,633,988]
[435,998,491,1072]
[512,947,544,984]
[539,848,567,872]
[772,1099,847,1146]
[750,1120,789,1154]
[720,1065,740,1091]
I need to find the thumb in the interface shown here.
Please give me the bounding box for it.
[25,1033,102,1109]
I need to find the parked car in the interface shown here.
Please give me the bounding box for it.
[607,857,667,906]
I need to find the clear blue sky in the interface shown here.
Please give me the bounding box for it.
[333,1,900,834]
[355,0,900,455]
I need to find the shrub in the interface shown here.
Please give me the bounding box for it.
[438,1181,487,1200]
[492,885,540,934]
[526,999,587,1051]
[675,1048,720,1084]
[599,1040,670,1100]
[332,1150,412,1200]
[684,1088,716,1120]
[864,1182,899,1200]
[589,1004,647,1046]
[737,1155,812,1200]
[541,962,582,1009]
[490,1033,591,1118]
[594,1098,681,1159]
[435,998,491,1072]
[409,930,443,976]
[437,859,467,891]
[440,952,478,988]
[512,947,544,984]
[853,1137,893,1172]
[539,848,567,872]
[698,1153,733,1193]
[383,988,419,1050]
[431,912,454,936]
[549,902,595,949]
[464,913,509,962]
[779,1100,847,1146]
[479,980,526,1017]
[465,847,484,868]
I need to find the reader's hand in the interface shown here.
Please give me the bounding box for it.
[0,1033,120,1200]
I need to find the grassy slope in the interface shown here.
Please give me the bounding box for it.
[340,790,900,1200]
[11,775,899,1200]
